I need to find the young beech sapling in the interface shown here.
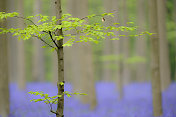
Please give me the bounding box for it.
[0,12,152,117]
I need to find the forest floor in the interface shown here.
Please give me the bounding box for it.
[9,82,176,117]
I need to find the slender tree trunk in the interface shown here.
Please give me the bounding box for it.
[174,0,176,81]
[67,0,81,94]
[0,28,9,117]
[67,0,97,109]
[149,0,163,116]
[121,0,131,85]
[7,0,18,83]
[157,0,171,90]
[17,0,26,90]
[81,43,97,109]
[54,0,64,117]
[136,0,147,82]
[67,0,86,105]
[78,0,97,109]
[103,0,113,81]
[110,0,124,100]
[0,1,9,117]
[32,0,45,82]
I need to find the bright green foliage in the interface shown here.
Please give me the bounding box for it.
[0,12,152,111]
[28,91,61,104]
[0,12,152,51]
[28,90,87,114]
[59,81,64,86]
[28,90,87,104]
[0,12,19,19]
[28,81,87,108]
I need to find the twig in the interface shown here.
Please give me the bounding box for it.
[14,16,38,26]
[50,110,58,115]
[44,97,58,115]
[48,31,59,49]
[33,35,55,48]
[80,10,118,20]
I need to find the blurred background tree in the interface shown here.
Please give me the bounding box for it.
[0,0,9,117]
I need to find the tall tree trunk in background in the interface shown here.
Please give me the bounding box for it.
[0,1,9,117]
[157,0,171,90]
[7,0,18,83]
[17,0,26,90]
[67,0,97,109]
[120,0,131,85]
[103,0,113,81]
[79,0,97,109]
[67,0,81,92]
[32,0,45,82]
[149,0,163,116]
[67,0,84,100]
[81,43,97,109]
[135,0,147,82]
[174,0,176,81]
[111,0,124,100]
[54,0,64,116]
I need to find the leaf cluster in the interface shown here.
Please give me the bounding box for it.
[28,91,87,104]
[0,12,152,51]
[28,81,86,115]
[28,89,87,114]
[28,82,87,104]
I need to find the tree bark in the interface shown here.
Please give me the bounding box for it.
[157,0,171,90]
[54,0,64,117]
[17,0,26,90]
[136,0,147,82]
[7,0,18,83]
[78,0,97,109]
[0,1,9,117]
[32,0,45,82]
[67,0,81,94]
[103,0,113,81]
[174,0,176,81]
[67,0,97,109]
[149,0,163,116]
[120,0,131,85]
[111,0,124,100]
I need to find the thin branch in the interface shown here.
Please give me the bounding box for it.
[14,16,38,26]
[80,15,101,20]
[45,98,53,111]
[80,10,118,20]
[48,31,59,49]
[33,35,55,48]
[42,97,58,115]
[50,110,58,115]
[51,98,57,105]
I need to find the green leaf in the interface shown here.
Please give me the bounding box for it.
[50,48,56,52]
[57,95,62,98]
[87,14,96,19]
[59,82,64,86]
[78,93,87,95]
[44,94,49,98]
[67,94,71,97]
[110,38,119,40]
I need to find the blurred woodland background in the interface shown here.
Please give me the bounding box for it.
[0,0,176,117]
[5,0,176,88]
